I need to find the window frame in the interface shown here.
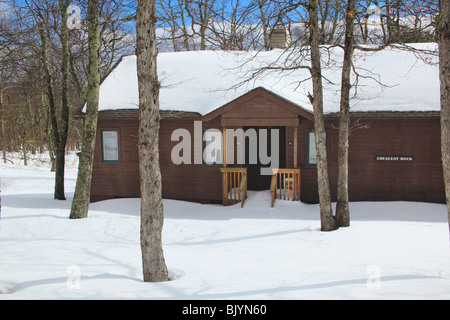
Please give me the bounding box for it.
[101,129,120,164]
[203,129,223,166]
[306,131,327,168]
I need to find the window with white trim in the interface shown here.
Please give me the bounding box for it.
[307,131,327,167]
[101,130,119,162]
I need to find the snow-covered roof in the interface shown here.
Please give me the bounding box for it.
[97,43,440,116]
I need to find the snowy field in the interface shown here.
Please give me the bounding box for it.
[0,152,449,300]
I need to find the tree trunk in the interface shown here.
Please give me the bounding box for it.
[308,0,338,232]
[335,0,356,228]
[37,20,61,185]
[22,141,27,166]
[54,143,66,200]
[70,0,100,219]
[258,0,270,50]
[53,0,71,200]
[438,0,450,237]
[0,86,6,164]
[136,0,169,282]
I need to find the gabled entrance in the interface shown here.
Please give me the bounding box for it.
[202,87,313,207]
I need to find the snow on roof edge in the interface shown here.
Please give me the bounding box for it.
[95,44,440,116]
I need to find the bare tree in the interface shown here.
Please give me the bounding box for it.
[53,0,71,200]
[21,0,71,199]
[184,0,218,50]
[256,0,272,50]
[69,0,100,219]
[156,0,193,51]
[318,0,344,44]
[437,0,450,237]
[335,0,357,228]
[0,58,14,164]
[208,0,258,50]
[2,0,135,198]
[69,0,136,106]
[136,0,169,282]
[354,0,438,45]
[9,0,72,199]
[308,0,338,231]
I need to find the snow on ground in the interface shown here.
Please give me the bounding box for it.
[0,155,449,300]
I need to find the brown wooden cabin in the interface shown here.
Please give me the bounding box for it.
[90,87,445,205]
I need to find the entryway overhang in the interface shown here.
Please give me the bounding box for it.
[202,86,314,124]
[202,87,311,207]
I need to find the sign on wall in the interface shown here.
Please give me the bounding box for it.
[375,156,414,162]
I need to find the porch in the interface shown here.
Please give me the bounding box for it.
[219,122,302,207]
[200,87,313,207]
[220,167,301,207]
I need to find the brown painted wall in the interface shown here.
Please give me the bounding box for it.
[91,115,445,204]
[91,118,140,200]
[91,117,224,202]
[159,118,223,202]
[298,116,445,204]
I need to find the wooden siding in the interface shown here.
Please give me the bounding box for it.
[159,118,223,202]
[298,116,445,204]
[91,115,444,204]
[90,84,444,206]
[91,117,224,202]
[203,87,314,123]
[91,118,140,200]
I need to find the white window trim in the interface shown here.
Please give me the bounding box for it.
[307,131,327,167]
[101,130,119,163]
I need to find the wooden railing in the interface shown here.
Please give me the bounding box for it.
[270,168,301,207]
[220,168,247,207]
